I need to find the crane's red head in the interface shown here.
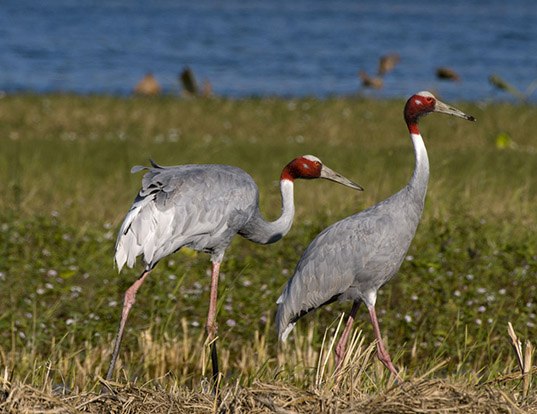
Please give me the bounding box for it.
[280,155,363,190]
[281,155,323,181]
[404,91,475,135]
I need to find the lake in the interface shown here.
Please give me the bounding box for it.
[1,0,536,102]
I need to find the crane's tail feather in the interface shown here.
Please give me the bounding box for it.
[276,291,342,342]
[115,192,175,272]
[279,322,296,342]
[131,159,165,174]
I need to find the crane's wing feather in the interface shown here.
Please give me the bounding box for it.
[115,163,257,272]
[276,197,415,341]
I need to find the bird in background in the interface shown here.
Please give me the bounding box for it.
[359,53,401,90]
[359,70,383,90]
[103,155,362,389]
[436,67,461,82]
[133,72,161,96]
[378,53,400,77]
[276,92,475,379]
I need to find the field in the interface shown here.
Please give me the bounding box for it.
[0,94,536,412]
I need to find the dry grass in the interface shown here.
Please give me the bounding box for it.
[2,378,536,413]
[1,322,535,413]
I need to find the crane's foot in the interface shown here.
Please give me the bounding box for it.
[377,348,402,384]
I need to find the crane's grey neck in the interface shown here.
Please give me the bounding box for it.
[240,179,295,244]
[407,133,429,207]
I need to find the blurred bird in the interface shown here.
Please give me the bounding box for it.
[179,66,213,97]
[276,92,475,379]
[378,53,400,76]
[359,70,383,89]
[134,72,161,95]
[489,74,528,101]
[436,67,460,82]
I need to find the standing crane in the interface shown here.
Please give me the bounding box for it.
[104,155,362,387]
[276,92,475,379]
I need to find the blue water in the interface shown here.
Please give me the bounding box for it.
[1,0,536,102]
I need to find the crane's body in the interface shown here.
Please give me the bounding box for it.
[116,162,269,271]
[277,134,427,339]
[103,156,362,389]
[276,92,475,378]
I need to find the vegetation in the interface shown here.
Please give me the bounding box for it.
[0,94,536,411]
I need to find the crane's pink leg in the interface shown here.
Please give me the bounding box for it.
[335,301,360,370]
[206,261,221,382]
[103,270,151,391]
[367,304,400,380]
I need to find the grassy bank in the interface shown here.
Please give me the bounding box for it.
[0,94,536,411]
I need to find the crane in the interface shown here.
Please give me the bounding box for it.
[276,92,475,379]
[103,155,362,387]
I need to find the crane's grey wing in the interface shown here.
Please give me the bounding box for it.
[276,218,358,341]
[276,204,407,341]
[115,163,257,272]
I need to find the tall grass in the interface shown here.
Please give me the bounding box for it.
[0,94,535,394]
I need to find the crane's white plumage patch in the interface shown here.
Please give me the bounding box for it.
[303,154,321,163]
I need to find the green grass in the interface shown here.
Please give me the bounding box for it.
[0,94,536,395]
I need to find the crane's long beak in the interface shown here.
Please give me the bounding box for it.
[434,100,476,122]
[320,166,364,191]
